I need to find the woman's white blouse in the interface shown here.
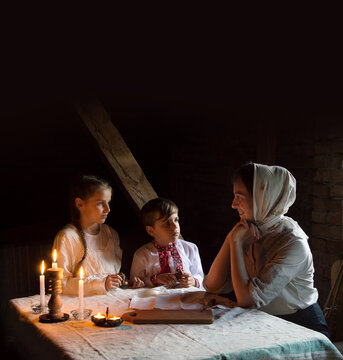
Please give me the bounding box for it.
[130,239,204,289]
[204,218,319,316]
[53,224,122,295]
[246,217,318,315]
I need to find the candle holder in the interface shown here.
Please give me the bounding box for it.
[31,304,48,314]
[91,307,123,327]
[39,268,69,323]
[71,309,92,320]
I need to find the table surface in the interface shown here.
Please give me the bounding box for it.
[9,287,343,360]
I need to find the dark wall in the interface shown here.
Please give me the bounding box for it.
[1,5,342,338]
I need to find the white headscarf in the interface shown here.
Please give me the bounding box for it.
[253,164,297,233]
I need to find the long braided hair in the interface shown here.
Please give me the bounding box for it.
[69,175,112,276]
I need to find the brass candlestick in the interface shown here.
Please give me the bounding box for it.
[39,268,69,323]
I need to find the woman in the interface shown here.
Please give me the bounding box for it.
[204,162,328,336]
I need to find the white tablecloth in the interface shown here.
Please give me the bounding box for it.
[9,287,343,360]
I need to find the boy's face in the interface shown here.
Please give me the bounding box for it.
[146,211,180,246]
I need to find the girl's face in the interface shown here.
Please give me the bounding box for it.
[146,212,180,246]
[232,177,254,221]
[76,188,112,227]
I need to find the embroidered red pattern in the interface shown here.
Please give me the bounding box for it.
[153,240,184,274]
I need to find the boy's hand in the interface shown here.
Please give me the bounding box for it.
[156,273,177,288]
[130,276,145,289]
[105,274,124,291]
[178,272,195,288]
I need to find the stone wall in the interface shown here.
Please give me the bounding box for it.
[170,112,343,306]
[311,117,343,304]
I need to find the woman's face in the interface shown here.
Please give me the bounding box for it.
[232,177,254,221]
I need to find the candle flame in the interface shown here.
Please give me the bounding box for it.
[80,266,84,279]
[53,249,57,262]
[94,312,105,318]
[41,260,45,275]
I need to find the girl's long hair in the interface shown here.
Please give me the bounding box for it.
[69,175,112,275]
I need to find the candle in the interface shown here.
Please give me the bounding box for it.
[94,312,106,319]
[78,266,84,319]
[40,260,45,310]
[52,249,58,270]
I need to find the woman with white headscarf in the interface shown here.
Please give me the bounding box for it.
[204,162,328,336]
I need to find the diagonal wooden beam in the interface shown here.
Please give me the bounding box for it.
[75,97,158,215]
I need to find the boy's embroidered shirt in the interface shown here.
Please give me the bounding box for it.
[153,240,183,274]
[130,238,204,289]
[53,223,122,295]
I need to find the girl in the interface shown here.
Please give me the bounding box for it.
[204,162,329,336]
[53,175,143,295]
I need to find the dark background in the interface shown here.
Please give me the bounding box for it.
[0,4,342,353]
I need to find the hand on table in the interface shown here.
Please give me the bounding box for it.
[156,273,177,288]
[203,293,236,309]
[130,276,145,289]
[105,274,126,291]
[178,272,196,288]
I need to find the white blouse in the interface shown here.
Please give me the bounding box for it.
[204,217,319,316]
[53,224,122,295]
[246,217,318,315]
[130,239,204,289]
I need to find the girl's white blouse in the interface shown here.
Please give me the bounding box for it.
[53,224,122,295]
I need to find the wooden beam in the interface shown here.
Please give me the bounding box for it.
[75,98,158,214]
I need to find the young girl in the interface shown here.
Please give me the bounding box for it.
[53,175,144,295]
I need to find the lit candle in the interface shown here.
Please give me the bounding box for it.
[94,312,105,319]
[108,315,121,320]
[40,260,45,310]
[78,266,84,319]
[52,249,58,270]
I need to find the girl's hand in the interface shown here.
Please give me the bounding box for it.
[131,276,145,289]
[105,274,123,291]
[156,273,177,288]
[179,272,195,288]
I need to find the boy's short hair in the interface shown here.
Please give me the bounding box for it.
[140,198,178,227]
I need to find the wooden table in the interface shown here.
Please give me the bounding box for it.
[8,288,343,360]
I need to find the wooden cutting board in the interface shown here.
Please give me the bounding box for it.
[121,309,213,324]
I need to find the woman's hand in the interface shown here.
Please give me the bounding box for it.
[156,273,177,288]
[229,221,248,243]
[105,274,124,291]
[179,272,195,288]
[242,220,260,240]
[230,220,260,245]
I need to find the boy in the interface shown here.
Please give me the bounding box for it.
[130,198,204,288]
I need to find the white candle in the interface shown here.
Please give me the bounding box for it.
[40,260,45,310]
[52,249,58,270]
[78,266,84,319]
